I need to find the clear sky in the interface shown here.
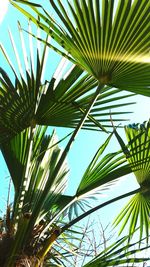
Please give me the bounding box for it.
[0,2,150,255]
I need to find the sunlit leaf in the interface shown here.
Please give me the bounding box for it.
[0,21,135,144]
[114,120,150,241]
[11,0,150,96]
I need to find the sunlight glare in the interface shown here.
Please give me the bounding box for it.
[0,0,9,24]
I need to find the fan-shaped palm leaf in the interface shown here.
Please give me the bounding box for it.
[11,0,150,96]
[0,21,135,144]
[114,120,150,241]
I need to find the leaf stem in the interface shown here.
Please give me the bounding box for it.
[33,84,103,264]
[61,188,140,232]
[36,188,140,265]
[30,84,104,226]
[51,83,104,180]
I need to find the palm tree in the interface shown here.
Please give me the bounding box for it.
[0,19,144,267]
[0,0,149,266]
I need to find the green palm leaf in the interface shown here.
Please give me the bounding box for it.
[49,133,133,226]
[11,0,150,96]
[83,234,150,267]
[2,125,68,216]
[125,120,150,186]
[27,132,135,244]
[0,21,135,144]
[114,120,150,240]
[76,133,130,198]
[1,125,69,266]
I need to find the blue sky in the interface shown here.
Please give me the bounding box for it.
[0,2,150,252]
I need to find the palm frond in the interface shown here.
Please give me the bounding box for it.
[76,133,130,197]
[43,132,133,226]
[1,125,69,266]
[46,133,135,228]
[83,235,150,267]
[114,192,150,242]
[11,0,150,96]
[114,120,150,241]
[125,120,150,186]
[0,20,48,143]
[0,21,136,144]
